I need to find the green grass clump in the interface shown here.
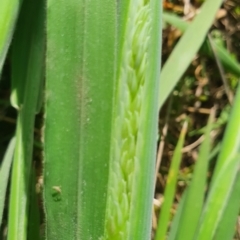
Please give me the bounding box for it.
[1,0,240,239]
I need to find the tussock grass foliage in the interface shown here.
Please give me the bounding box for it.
[0,0,240,240]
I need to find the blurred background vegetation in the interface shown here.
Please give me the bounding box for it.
[154,0,240,238]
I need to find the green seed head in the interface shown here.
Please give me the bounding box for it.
[104,0,152,239]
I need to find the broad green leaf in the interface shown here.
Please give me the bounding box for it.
[0,137,15,225]
[0,0,22,74]
[44,1,116,239]
[7,0,45,239]
[44,0,161,239]
[162,12,240,77]
[159,0,225,109]
[175,111,213,240]
[155,121,187,240]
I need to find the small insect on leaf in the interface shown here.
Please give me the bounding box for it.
[52,186,62,193]
[52,186,62,202]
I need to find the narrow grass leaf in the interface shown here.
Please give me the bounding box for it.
[155,121,187,240]
[195,153,240,240]
[10,0,45,109]
[159,0,226,109]
[208,142,221,162]
[167,189,188,240]
[213,172,240,240]
[195,83,240,240]
[0,0,22,74]
[210,83,240,185]
[7,0,45,239]
[0,137,15,225]
[162,11,188,32]
[44,1,116,239]
[162,12,240,77]
[175,111,213,240]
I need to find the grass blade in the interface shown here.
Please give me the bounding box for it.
[162,12,240,77]
[213,172,240,240]
[167,189,188,240]
[195,153,240,240]
[10,1,45,109]
[210,84,240,185]
[174,111,214,240]
[7,0,45,238]
[44,1,116,239]
[159,0,225,109]
[0,137,15,225]
[0,0,22,74]
[195,83,240,239]
[155,121,187,240]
